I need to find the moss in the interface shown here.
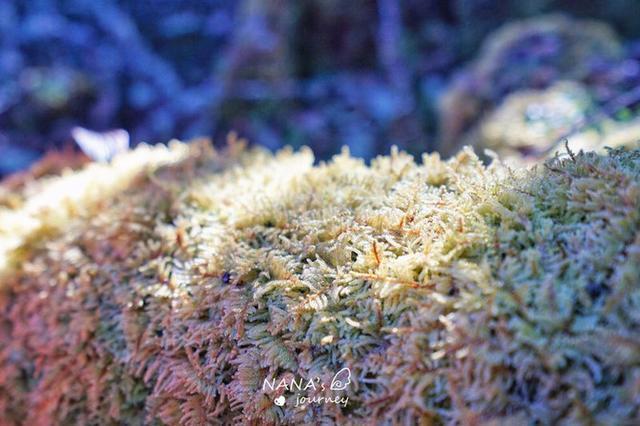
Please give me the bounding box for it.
[1,140,640,424]
[480,81,595,157]
[438,14,627,157]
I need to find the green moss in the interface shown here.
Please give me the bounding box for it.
[1,141,639,424]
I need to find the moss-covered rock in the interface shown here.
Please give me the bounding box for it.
[1,140,640,424]
[438,14,635,157]
[480,81,594,157]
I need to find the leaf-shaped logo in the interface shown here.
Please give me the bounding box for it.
[330,367,351,391]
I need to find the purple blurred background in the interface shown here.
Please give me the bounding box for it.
[1,0,640,177]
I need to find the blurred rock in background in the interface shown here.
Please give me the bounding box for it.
[439,14,640,160]
[1,1,640,177]
[479,81,595,160]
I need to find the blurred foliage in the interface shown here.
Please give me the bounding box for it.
[1,0,640,176]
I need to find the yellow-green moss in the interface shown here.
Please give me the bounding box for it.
[1,140,639,424]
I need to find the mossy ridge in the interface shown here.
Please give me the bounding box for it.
[0,142,639,425]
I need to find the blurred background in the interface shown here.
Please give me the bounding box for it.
[2,0,640,177]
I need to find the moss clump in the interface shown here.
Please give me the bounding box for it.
[438,14,625,156]
[1,140,640,424]
[480,81,594,157]
[479,82,640,163]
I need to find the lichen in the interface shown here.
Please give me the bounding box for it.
[1,140,639,424]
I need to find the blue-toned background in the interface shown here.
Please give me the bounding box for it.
[1,0,640,176]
